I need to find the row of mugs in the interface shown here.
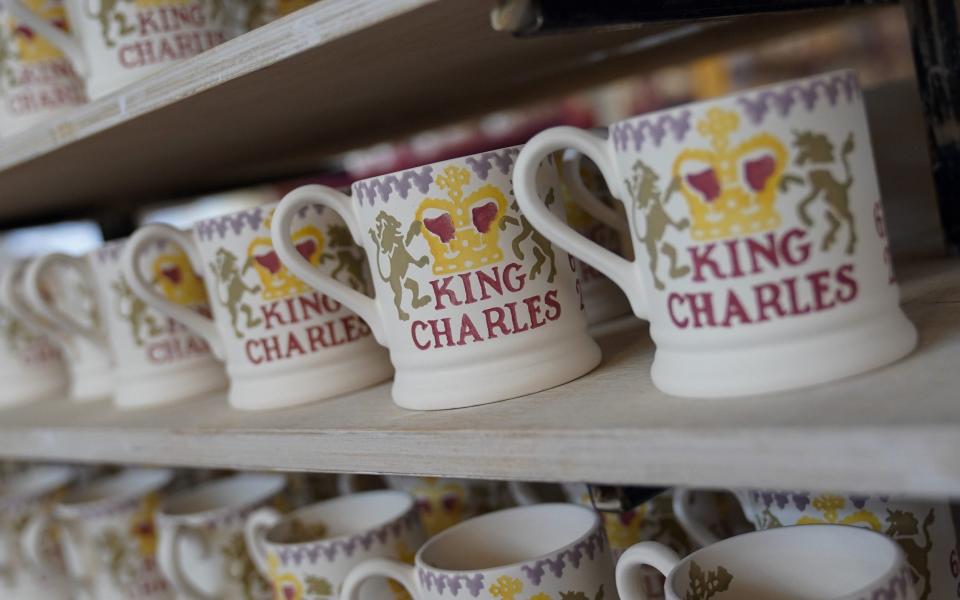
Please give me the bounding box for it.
[1,465,949,599]
[0,0,315,135]
[0,142,630,410]
[0,69,919,412]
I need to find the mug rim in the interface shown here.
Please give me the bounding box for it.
[607,67,858,131]
[349,144,524,196]
[158,472,285,522]
[263,489,416,548]
[664,523,904,598]
[0,465,75,507]
[414,502,601,575]
[189,199,280,232]
[56,467,172,517]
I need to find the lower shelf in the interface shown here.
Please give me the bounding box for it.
[0,240,958,497]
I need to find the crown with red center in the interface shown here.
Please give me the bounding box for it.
[249,211,324,300]
[673,107,788,241]
[11,0,72,63]
[416,165,508,275]
[152,251,208,307]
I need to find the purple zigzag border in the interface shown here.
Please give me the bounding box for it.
[520,528,607,585]
[610,110,692,152]
[276,509,419,567]
[858,566,912,600]
[737,71,860,125]
[464,147,520,181]
[416,571,486,597]
[354,167,434,206]
[196,206,266,241]
[93,239,176,265]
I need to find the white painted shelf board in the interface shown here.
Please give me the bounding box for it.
[0,240,957,497]
[0,0,860,224]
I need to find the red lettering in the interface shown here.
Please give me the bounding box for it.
[668,293,688,328]
[411,321,430,350]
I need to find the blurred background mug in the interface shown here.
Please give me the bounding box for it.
[512,69,917,398]
[122,201,393,411]
[3,0,233,99]
[0,0,85,136]
[271,147,601,410]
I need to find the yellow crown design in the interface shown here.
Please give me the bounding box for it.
[248,218,324,301]
[673,107,788,241]
[152,252,207,306]
[416,166,508,275]
[9,0,70,63]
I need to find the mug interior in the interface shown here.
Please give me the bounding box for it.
[666,525,900,599]
[62,468,171,506]
[420,503,596,571]
[0,465,73,502]
[161,473,284,516]
[266,490,413,544]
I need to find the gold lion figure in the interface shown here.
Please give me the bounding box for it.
[209,248,262,338]
[112,277,162,346]
[370,211,430,321]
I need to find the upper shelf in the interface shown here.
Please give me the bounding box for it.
[0,0,864,225]
[0,235,958,497]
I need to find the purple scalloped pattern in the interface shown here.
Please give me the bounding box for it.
[354,167,434,206]
[464,148,520,181]
[611,110,692,152]
[416,571,486,597]
[858,566,911,600]
[276,509,419,567]
[94,241,126,264]
[520,528,606,585]
[738,71,860,126]
[196,206,265,241]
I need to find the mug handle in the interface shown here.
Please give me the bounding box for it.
[0,0,88,78]
[120,224,226,359]
[559,150,630,235]
[0,262,73,355]
[671,488,721,548]
[243,507,281,577]
[23,514,90,592]
[158,521,217,600]
[615,542,682,600]
[513,127,649,318]
[24,253,108,350]
[342,558,419,600]
[270,185,388,345]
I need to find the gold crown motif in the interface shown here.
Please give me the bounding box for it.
[152,252,207,306]
[10,0,70,63]
[673,107,788,241]
[248,216,324,300]
[416,165,508,275]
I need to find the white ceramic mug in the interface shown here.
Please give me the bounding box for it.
[85,240,226,408]
[2,0,233,99]
[558,149,633,325]
[673,489,960,600]
[382,477,517,538]
[121,201,393,411]
[24,468,174,600]
[0,465,75,599]
[156,472,285,599]
[0,0,85,136]
[513,69,917,397]
[4,255,114,402]
[244,489,427,599]
[271,147,601,410]
[343,503,616,600]
[616,524,918,599]
[0,263,67,408]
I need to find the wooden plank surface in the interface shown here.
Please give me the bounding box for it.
[0,241,957,497]
[0,0,859,225]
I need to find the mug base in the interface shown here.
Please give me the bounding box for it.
[114,363,228,410]
[0,372,66,409]
[391,334,602,410]
[652,308,918,398]
[69,366,113,403]
[227,348,394,411]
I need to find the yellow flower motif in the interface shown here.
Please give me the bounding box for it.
[130,493,160,557]
[267,553,304,600]
[530,593,553,600]
[796,494,881,531]
[489,575,523,600]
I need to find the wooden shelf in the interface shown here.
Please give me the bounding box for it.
[0,236,957,497]
[0,0,862,226]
